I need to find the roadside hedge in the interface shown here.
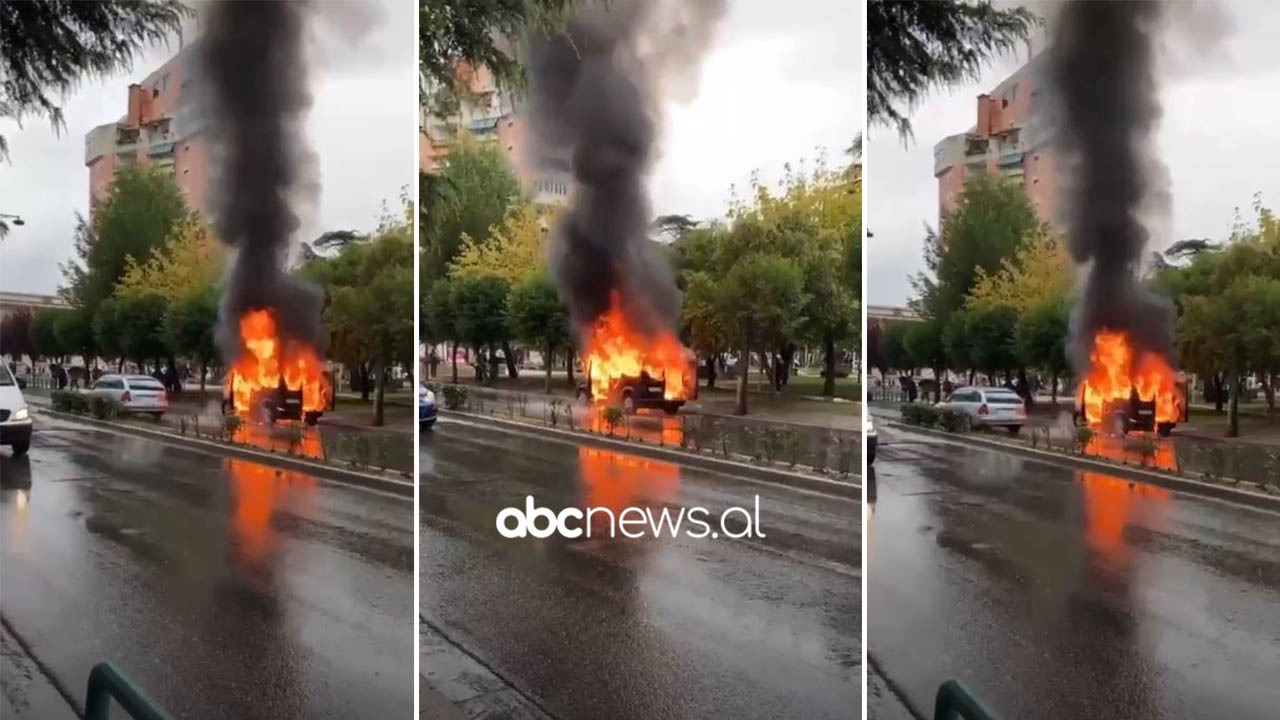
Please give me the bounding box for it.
[900,403,940,428]
[51,390,89,414]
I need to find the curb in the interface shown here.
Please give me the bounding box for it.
[32,408,414,498]
[444,411,860,499]
[883,421,1280,513]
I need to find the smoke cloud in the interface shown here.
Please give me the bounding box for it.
[199,0,327,362]
[523,0,726,342]
[1048,1,1176,372]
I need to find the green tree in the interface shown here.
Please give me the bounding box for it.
[423,279,460,382]
[92,298,124,370]
[0,1,188,162]
[420,0,576,108]
[964,303,1018,385]
[60,166,190,310]
[507,273,570,393]
[0,308,35,367]
[53,306,97,369]
[868,0,1038,137]
[114,292,170,370]
[1016,297,1070,406]
[30,308,65,361]
[913,176,1041,323]
[904,318,947,401]
[878,321,913,376]
[714,253,807,415]
[941,309,971,383]
[164,285,220,391]
[423,135,520,279]
[450,274,511,384]
[327,234,414,426]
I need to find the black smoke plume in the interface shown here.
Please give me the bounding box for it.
[1048,0,1176,372]
[523,0,726,342]
[200,1,327,362]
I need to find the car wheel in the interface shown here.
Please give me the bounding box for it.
[867,441,876,465]
[663,403,680,416]
[1007,425,1021,435]
[10,439,30,457]
[304,413,319,427]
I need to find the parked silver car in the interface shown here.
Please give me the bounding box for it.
[87,374,169,419]
[937,386,1026,434]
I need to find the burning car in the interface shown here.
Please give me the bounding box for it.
[573,295,695,415]
[1073,330,1187,436]
[221,309,331,426]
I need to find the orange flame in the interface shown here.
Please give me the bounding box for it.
[1078,330,1184,426]
[582,293,694,403]
[228,309,330,414]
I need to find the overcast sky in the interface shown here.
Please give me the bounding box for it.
[650,0,862,223]
[0,0,416,296]
[866,0,1280,307]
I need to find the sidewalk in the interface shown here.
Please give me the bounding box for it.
[1,623,76,720]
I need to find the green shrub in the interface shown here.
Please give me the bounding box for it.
[937,408,970,433]
[223,414,243,437]
[88,395,123,420]
[900,403,940,428]
[600,405,625,434]
[441,385,468,410]
[51,390,74,412]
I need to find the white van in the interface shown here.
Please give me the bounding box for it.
[0,363,33,456]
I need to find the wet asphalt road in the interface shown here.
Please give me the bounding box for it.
[420,418,860,720]
[0,416,413,719]
[868,426,1280,720]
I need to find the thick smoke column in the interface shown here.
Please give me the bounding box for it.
[200,1,327,361]
[1048,1,1175,371]
[523,0,726,340]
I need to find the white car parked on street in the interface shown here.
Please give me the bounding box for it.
[87,374,170,419]
[936,386,1027,434]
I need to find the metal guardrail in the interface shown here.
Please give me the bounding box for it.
[933,679,1001,720]
[85,662,175,720]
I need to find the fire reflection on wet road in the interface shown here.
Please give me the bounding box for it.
[420,419,860,720]
[0,419,412,720]
[868,427,1280,720]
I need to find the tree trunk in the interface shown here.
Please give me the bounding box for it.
[200,362,207,393]
[503,339,518,379]
[735,326,752,415]
[1050,370,1058,407]
[1226,361,1240,438]
[933,367,944,402]
[1018,367,1033,409]
[704,355,717,390]
[1212,373,1224,412]
[566,349,576,387]
[487,343,499,384]
[372,352,386,427]
[354,363,369,401]
[822,333,836,398]
[780,343,796,388]
[543,341,553,394]
[450,341,458,384]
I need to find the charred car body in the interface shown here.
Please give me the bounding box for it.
[222,375,325,426]
[1073,380,1188,437]
[576,363,694,416]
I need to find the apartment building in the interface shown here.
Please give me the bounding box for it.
[84,41,210,216]
[420,63,570,206]
[933,52,1059,227]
